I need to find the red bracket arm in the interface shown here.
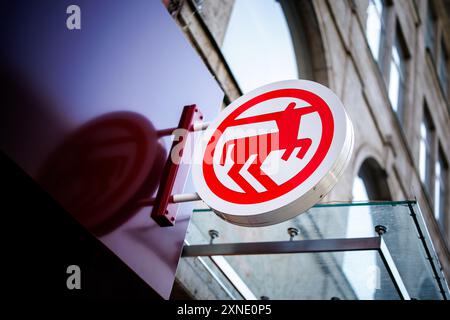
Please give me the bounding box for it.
[151,105,203,227]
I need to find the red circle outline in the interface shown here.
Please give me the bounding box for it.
[202,88,334,204]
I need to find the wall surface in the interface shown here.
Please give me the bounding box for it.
[0,0,224,299]
[171,0,450,299]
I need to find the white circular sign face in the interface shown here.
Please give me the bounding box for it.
[192,80,354,227]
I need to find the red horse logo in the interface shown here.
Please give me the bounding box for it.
[219,102,318,194]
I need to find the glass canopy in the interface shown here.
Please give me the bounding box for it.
[180,201,449,300]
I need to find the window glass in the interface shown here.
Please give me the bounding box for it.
[434,149,447,227]
[434,157,442,220]
[419,122,427,182]
[438,40,448,96]
[352,175,370,201]
[366,0,385,63]
[419,112,433,192]
[388,37,406,117]
[222,0,299,93]
[426,2,436,58]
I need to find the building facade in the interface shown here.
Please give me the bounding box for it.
[165,0,450,299]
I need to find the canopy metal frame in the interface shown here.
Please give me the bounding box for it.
[182,236,411,300]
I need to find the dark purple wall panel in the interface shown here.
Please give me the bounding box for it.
[0,0,223,299]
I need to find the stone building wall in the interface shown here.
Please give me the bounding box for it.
[169,0,450,299]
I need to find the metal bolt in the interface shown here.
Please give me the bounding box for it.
[208,229,219,244]
[287,227,299,241]
[330,296,341,300]
[375,225,387,236]
[260,296,270,300]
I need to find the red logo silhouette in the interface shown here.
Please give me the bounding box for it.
[203,88,334,204]
[219,102,317,194]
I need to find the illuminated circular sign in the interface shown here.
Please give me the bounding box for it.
[192,80,354,226]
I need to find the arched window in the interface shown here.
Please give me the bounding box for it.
[353,158,392,201]
[221,0,298,93]
[343,158,391,299]
[221,0,326,93]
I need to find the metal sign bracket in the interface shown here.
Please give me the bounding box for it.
[143,104,207,227]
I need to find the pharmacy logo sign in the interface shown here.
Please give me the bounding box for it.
[193,80,354,227]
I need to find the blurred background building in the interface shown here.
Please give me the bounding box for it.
[165,0,449,299]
